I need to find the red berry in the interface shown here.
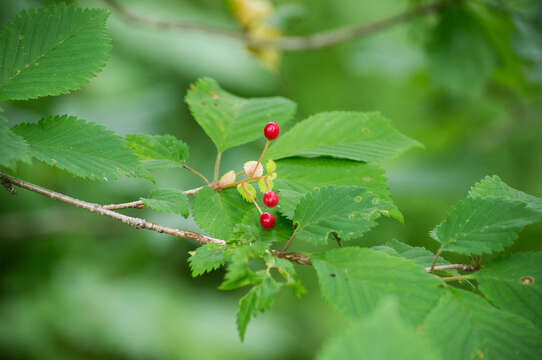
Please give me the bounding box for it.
[264,122,280,140]
[260,212,276,229]
[263,191,279,208]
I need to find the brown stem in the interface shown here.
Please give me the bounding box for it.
[184,164,210,185]
[271,250,311,266]
[219,175,263,190]
[104,0,461,51]
[252,140,270,177]
[242,182,262,215]
[0,173,224,245]
[103,200,145,210]
[425,263,478,273]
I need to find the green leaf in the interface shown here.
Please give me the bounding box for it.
[0,116,31,169]
[192,186,251,239]
[12,115,148,181]
[237,277,282,341]
[293,186,392,245]
[312,248,442,325]
[126,134,189,171]
[188,243,226,277]
[317,299,442,360]
[475,252,542,330]
[185,78,296,152]
[426,5,497,95]
[431,197,541,255]
[265,112,421,162]
[274,157,402,221]
[424,288,542,360]
[469,175,542,213]
[379,239,451,269]
[219,246,266,291]
[0,5,111,101]
[141,188,189,218]
[237,183,257,203]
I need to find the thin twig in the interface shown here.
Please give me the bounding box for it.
[425,263,477,273]
[0,172,315,266]
[0,172,224,245]
[104,0,461,51]
[184,164,210,185]
[271,250,312,266]
[438,274,475,282]
[214,152,222,182]
[103,200,145,210]
[219,175,264,190]
[0,177,16,194]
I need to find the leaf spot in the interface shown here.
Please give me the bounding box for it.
[362,127,370,133]
[372,197,380,205]
[354,195,363,203]
[210,92,219,99]
[362,176,372,182]
[521,276,534,285]
[330,273,336,278]
[348,213,356,220]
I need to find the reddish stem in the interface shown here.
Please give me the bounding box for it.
[242,183,262,215]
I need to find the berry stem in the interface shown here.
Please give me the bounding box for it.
[242,183,263,215]
[264,176,270,192]
[252,140,270,177]
[219,175,264,190]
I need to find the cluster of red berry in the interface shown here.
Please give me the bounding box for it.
[259,122,280,229]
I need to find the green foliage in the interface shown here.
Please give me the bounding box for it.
[475,252,542,330]
[0,5,111,101]
[12,115,149,181]
[0,115,31,170]
[431,196,541,255]
[469,175,542,213]
[188,243,226,277]
[274,158,401,221]
[219,246,303,341]
[426,5,497,95]
[312,248,442,325]
[375,239,451,269]
[141,189,189,218]
[318,299,441,360]
[185,78,296,152]
[293,186,392,245]
[237,277,281,341]
[424,288,542,360]
[126,134,189,171]
[265,111,422,162]
[192,187,252,239]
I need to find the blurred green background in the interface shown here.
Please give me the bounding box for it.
[1,0,541,359]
